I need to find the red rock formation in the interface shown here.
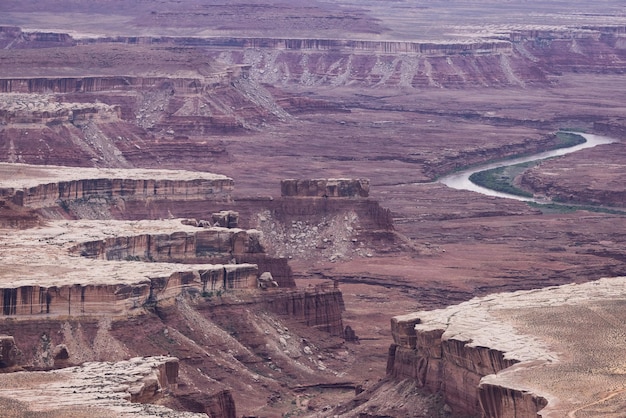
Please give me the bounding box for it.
[70,228,264,262]
[281,178,370,198]
[0,265,258,320]
[388,313,523,415]
[263,283,345,336]
[0,166,233,210]
[478,382,548,418]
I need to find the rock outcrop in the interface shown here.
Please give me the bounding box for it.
[69,225,264,264]
[0,356,208,417]
[387,277,626,417]
[0,163,233,210]
[0,219,265,319]
[264,283,345,336]
[281,178,370,198]
[0,335,18,369]
[0,93,120,124]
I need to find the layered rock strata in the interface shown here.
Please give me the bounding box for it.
[0,356,207,417]
[0,162,233,209]
[264,283,345,336]
[0,93,120,124]
[388,277,626,417]
[0,74,236,94]
[69,222,264,263]
[281,178,370,198]
[0,219,259,319]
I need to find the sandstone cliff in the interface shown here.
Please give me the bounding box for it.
[263,283,345,336]
[386,277,626,417]
[281,178,370,198]
[0,163,233,211]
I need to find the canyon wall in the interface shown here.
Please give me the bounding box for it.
[263,283,345,336]
[0,264,258,319]
[4,26,625,92]
[70,227,296,288]
[0,75,235,94]
[385,278,626,417]
[70,228,264,263]
[2,176,234,209]
[80,35,512,55]
[387,313,547,417]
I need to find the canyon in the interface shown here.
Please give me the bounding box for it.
[1,0,626,417]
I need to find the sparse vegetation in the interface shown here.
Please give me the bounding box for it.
[469,162,535,198]
[469,131,586,197]
[554,131,586,148]
[528,202,626,215]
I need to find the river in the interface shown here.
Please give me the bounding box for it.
[438,133,617,203]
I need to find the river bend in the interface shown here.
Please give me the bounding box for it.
[439,133,616,203]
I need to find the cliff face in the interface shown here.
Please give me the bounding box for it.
[385,278,626,417]
[0,264,259,320]
[70,226,296,288]
[281,178,370,198]
[0,164,234,211]
[387,313,546,417]
[263,284,345,336]
[70,228,264,263]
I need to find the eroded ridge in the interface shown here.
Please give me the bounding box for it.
[388,277,626,417]
[0,356,206,417]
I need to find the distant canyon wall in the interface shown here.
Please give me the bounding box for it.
[2,25,625,90]
[0,74,239,94]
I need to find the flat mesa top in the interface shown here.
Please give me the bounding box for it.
[0,163,232,189]
[405,277,626,416]
[0,219,253,287]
